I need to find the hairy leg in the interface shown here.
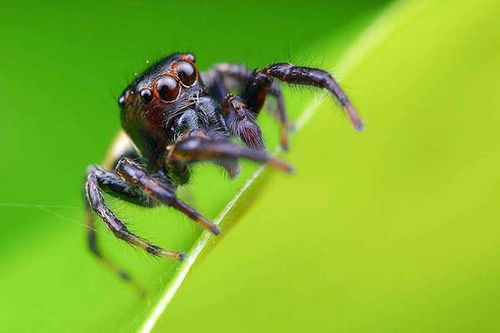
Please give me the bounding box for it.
[165,130,293,175]
[114,158,220,235]
[85,167,187,259]
[84,166,183,295]
[244,63,364,131]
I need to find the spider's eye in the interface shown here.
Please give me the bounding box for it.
[186,53,195,62]
[140,89,153,103]
[118,95,125,107]
[156,76,180,102]
[177,61,197,86]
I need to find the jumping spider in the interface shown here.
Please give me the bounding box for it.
[84,53,363,292]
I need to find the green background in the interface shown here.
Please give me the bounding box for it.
[1,0,499,332]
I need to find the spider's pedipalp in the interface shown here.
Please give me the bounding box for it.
[222,95,264,149]
[203,63,292,150]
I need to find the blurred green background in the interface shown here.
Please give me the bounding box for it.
[1,0,499,332]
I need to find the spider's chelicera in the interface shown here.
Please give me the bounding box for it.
[84,53,363,293]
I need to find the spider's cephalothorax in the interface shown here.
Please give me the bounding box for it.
[84,52,363,294]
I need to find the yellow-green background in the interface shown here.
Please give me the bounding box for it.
[1,0,499,332]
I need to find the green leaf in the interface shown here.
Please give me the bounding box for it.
[147,0,500,332]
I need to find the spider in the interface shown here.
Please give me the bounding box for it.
[84,53,363,293]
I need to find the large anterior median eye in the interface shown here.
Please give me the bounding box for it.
[156,75,180,102]
[177,61,197,86]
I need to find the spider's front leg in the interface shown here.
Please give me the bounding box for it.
[85,167,187,261]
[85,158,219,294]
[114,158,220,235]
[85,166,182,296]
[242,63,364,149]
[165,130,293,176]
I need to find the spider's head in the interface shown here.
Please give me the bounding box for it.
[117,53,202,163]
[118,52,200,117]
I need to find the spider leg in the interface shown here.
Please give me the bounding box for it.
[85,167,186,259]
[114,158,220,235]
[86,209,148,297]
[203,63,291,148]
[245,63,364,132]
[221,95,264,150]
[268,82,290,134]
[241,70,293,150]
[203,63,252,102]
[85,166,185,295]
[165,130,293,174]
